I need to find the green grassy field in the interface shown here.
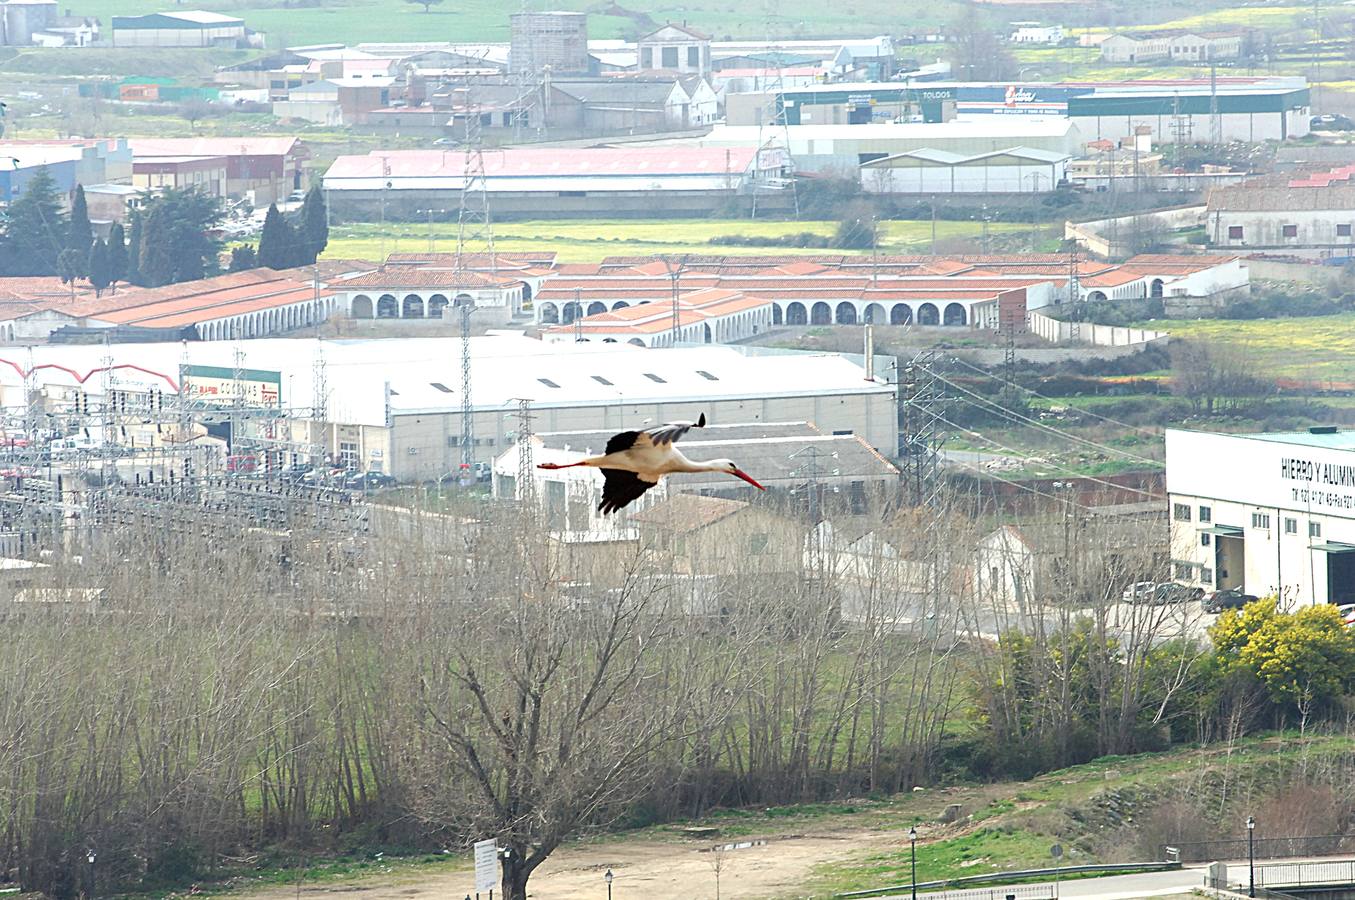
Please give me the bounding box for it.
[1144,314,1355,384]
[321,218,1035,264]
[29,0,953,49]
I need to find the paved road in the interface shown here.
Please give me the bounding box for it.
[873,859,1329,900]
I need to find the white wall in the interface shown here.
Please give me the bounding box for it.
[862,159,1066,194]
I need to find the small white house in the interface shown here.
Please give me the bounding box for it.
[1009,23,1065,44]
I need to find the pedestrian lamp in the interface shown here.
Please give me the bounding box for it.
[87,849,97,900]
[909,826,918,900]
[605,868,614,900]
[1247,816,1256,898]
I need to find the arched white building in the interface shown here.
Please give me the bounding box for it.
[338,268,527,325]
[541,288,773,347]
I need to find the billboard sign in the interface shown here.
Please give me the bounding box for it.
[181,364,282,407]
[474,839,498,892]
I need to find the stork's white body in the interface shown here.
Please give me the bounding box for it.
[536,414,765,514]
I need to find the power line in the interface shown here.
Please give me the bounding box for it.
[927,369,1159,464]
[947,356,1161,438]
[933,411,1161,500]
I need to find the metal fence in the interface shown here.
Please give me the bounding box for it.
[1162,835,1355,864]
[925,885,1057,900]
[1256,859,1355,888]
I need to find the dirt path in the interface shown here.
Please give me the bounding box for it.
[235,827,904,900]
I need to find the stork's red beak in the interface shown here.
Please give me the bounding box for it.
[732,468,765,490]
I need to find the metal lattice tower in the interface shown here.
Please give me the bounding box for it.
[1066,241,1082,344]
[100,339,116,484]
[899,349,945,508]
[750,0,800,220]
[459,303,474,471]
[311,343,328,469]
[1209,55,1223,146]
[454,86,496,277]
[667,257,685,344]
[514,397,535,514]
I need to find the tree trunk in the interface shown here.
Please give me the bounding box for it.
[501,857,530,900]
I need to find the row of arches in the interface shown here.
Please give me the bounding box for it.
[538,300,633,325]
[537,298,972,329]
[350,292,475,319]
[199,299,333,341]
[775,301,968,327]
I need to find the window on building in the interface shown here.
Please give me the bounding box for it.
[591,375,614,385]
[1174,562,1194,580]
[1282,224,1298,238]
[1285,517,1298,534]
[1201,534,1211,546]
[640,47,652,67]
[1202,567,1214,584]
[339,441,359,469]
[497,473,515,499]
[662,46,679,67]
[537,378,561,388]
[749,532,769,554]
[1311,521,1323,538]
[430,382,452,393]
[1173,503,1192,522]
[687,46,699,67]
[1199,505,1212,523]
[1227,225,1244,240]
[1339,224,1352,237]
[989,565,1000,585]
[1251,512,1271,529]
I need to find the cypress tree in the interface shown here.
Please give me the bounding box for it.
[2,166,67,276]
[107,222,127,291]
[300,184,328,264]
[124,214,142,286]
[88,239,110,296]
[137,204,174,288]
[257,203,295,270]
[65,184,92,277]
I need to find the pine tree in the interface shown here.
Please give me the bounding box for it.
[1,166,67,276]
[133,189,224,287]
[65,184,92,278]
[257,203,296,270]
[229,244,258,272]
[88,239,110,297]
[300,184,328,264]
[107,222,127,291]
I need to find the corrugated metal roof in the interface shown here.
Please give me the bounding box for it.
[326,147,759,180]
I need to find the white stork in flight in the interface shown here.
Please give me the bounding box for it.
[536,413,766,514]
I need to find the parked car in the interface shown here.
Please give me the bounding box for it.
[1121,581,1156,604]
[345,471,397,491]
[1312,113,1355,131]
[1336,603,1355,628]
[1151,582,1200,605]
[287,189,307,202]
[1202,588,1259,613]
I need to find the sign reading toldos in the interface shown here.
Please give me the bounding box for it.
[180,364,283,407]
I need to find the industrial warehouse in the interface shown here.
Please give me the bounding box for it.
[1166,428,1355,605]
[0,335,897,481]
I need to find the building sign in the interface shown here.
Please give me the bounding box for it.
[1005,85,1038,106]
[1167,430,1355,515]
[181,364,283,407]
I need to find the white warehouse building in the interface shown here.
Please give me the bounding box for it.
[1166,427,1355,606]
[861,146,1070,194]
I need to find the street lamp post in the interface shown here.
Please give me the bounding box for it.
[909,826,918,900]
[605,868,614,900]
[1247,816,1256,897]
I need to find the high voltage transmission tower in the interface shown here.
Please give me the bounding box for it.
[453,83,497,479]
[750,0,800,220]
[899,350,948,508]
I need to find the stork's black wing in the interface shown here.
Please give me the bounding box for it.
[603,413,706,455]
[643,412,707,447]
[598,468,659,515]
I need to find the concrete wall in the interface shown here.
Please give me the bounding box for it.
[1028,310,1169,347]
